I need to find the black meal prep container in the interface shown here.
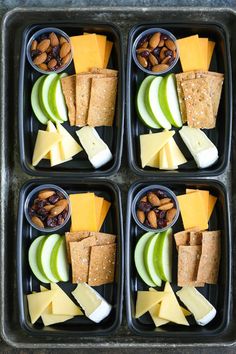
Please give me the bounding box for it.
[126,22,232,177]
[126,180,231,342]
[18,22,124,177]
[17,179,124,336]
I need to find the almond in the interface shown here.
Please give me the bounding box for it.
[37,39,50,53]
[31,216,44,228]
[33,52,47,65]
[54,199,68,209]
[165,39,176,51]
[46,45,52,53]
[160,198,171,205]
[50,205,65,217]
[60,36,68,45]
[147,210,157,228]
[160,47,168,61]
[38,190,55,200]
[149,53,158,66]
[152,64,169,72]
[60,42,71,58]
[137,54,148,68]
[61,52,71,66]
[158,202,174,211]
[166,208,177,222]
[49,32,59,47]
[158,39,165,47]
[149,32,161,48]
[31,40,37,51]
[137,210,145,224]
[44,205,55,212]
[48,58,57,69]
[161,55,172,64]
[38,63,48,71]
[147,192,160,207]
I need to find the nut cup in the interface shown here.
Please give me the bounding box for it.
[131,185,180,233]
[24,184,71,233]
[26,27,72,75]
[132,28,179,75]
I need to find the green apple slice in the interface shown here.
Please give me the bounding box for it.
[144,233,162,287]
[48,73,68,122]
[50,237,69,282]
[134,232,156,287]
[146,77,171,129]
[28,235,50,283]
[136,76,161,129]
[159,74,183,128]
[154,228,173,282]
[31,76,48,125]
[39,73,63,123]
[37,234,61,282]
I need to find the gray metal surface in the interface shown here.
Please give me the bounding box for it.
[0,3,236,352]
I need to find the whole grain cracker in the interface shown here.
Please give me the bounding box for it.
[197,230,221,284]
[178,245,204,287]
[88,243,116,286]
[61,75,76,126]
[90,231,116,245]
[181,77,215,128]
[87,76,118,126]
[174,227,201,250]
[175,71,196,123]
[189,231,202,246]
[65,231,90,262]
[89,67,118,76]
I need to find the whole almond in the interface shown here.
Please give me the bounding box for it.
[46,45,52,53]
[38,63,48,71]
[152,64,169,72]
[136,47,151,54]
[137,210,145,224]
[142,41,148,48]
[166,208,177,222]
[147,192,161,206]
[50,205,65,217]
[37,39,50,53]
[160,47,168,61]
[49,32,59,47]
[165,39,176,51]
[137,54,148,68]
[55,199,68,209]
[44,204,55,212]
[48,58,57,69]
[31,216,44,228]
[161,55,172,64]
[147,210,157,229]
[149,32,161,48]
[149,53,158,66]
[158,202,174,211]
[160,198,171,205]
[31,40,37,51]
[61,52,72,66]
[158,39,165,47]
[38,190,55,200]
[60,36,68,45]
[33,52,47,65]
[60,42,71,58]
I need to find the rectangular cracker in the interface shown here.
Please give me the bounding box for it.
[88,243,116,286]
[90,231,116,245]
[181,77,215,128]
[190,231,202,246]
[87,76,118,126]
[197,231,221,284]
[178,245,204,287]
[175,71,196,123]
[174,227,201,250]
[89,67,118,76]
[61,75,76,126]
[65,231,90,262]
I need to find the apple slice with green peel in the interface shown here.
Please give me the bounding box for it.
[50,237,69,282]
[136,76,161,129]
[144,233,162,287]
[154,228,172,282]
[39,73,63,123]
[31,76,48,125]
[48,73,68,122]
[159,74,183,128]
[28,235,50,283]
[146,77,171,130]
[134,232,156,287]
[37,234,61,283]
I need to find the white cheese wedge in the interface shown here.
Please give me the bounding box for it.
[56,122,82,160]
[27,290,58,324]
[176,287,216,326]
[179,126,218,168]
[32,130,62,166]
[76,127,112,168]
[71,283,112,323]
[51,283,83,316]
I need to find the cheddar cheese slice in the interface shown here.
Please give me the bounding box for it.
[97,199,111,231]
[70,193,97,232]
[177,35,206,72]
[84,33,107,67]
[198,38,209,71]
[104,40,113,68]
[207,40,215,69]
[32,130,62,166]
[186,188,217,221]
[95,196,104,230]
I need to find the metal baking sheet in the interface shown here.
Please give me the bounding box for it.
[1,6,236,349]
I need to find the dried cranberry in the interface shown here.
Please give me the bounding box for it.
[153,47,161,57]
[31,49,41,58]
[165,50,173,57]
[48,194,60,204]
[138,201,152,213]
[159,211,166,219]
[61,209,68,219]
[37,207,48,217]
[161,34,169,41]
[57,192,64,199]
[45,53,53,64]
[140,50,150,58]
[158,219,167,228]
[155,190,168,199]
[52,45,60,57]
[137,35,148,48]
[46,217,57,228]
[57,214,65,225]
[29,208,36,217]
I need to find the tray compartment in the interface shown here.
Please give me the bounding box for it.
[19,22,124,177]
[126,22,232,177]
[126,179,231,340]
[17,179,124,336]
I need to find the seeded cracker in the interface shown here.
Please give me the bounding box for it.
[178,245,204,287]
[181,77,215,128]
[189,231,202,246]
[65,231,90,262]
[176,71,196,123]
[89,67,118,77]
[174,227,201,250]
[87,77,118,126]
[88,243,116,286]
[197,231,221,284]
[60,75,76,126]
